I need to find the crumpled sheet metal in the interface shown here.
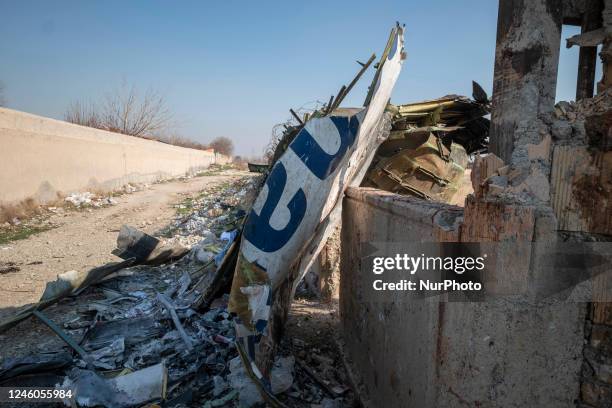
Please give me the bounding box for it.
[228,24,404,398]
[113,224,189,265]
[0,258,135,333]
[0,352,73,383]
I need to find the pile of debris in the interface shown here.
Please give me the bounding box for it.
[550,87,612,146]
[1,23,493,408]
[470,86,612,206]
[162,177,260,249]
[64,192,118,208]
[362,81,490,203]
[0,172,357,407]
[261,82,490,206]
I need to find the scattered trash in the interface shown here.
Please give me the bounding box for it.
[65,192,118,208]
[227,356,263,406]
[0,258,136,332]
[156,293,194,350]
[270,356,295,395]
[82,317,162,350]
[62,363,167,407]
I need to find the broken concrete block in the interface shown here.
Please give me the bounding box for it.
[551,120,573,140]
[487,183,505,197]
[471,153,505,195]
[460,195,535,242]
[593,303,612,326]
[526,134,552,162]
[487,175,508,188]
[585,110,612,151]
[566,27,606,48]
[581,379,612,407]
[523,167,550,202]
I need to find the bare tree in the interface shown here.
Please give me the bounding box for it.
[209,136,234,156]
[101,84,172,137]
[65,83,172,137]
[64,100,101,128]
[161,134,209,150]
[0,81,6,107]
[64,84,221,152]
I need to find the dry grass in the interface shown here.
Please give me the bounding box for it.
[0,198,43,224]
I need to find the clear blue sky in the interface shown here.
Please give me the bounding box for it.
[0,0,591,156]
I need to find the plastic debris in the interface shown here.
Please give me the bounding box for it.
[63,363,167,407]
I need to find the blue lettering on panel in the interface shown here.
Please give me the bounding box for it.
[243,163,306,252]
[290,115,360,180]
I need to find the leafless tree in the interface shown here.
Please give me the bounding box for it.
[161,134,209,150]
[64,100,101,128]
[0,81,6,107]
[209,136,234,156]
[101,84,172,137]
[63,84,228,152]
[65,83,172,137]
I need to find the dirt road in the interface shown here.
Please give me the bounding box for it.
[0,171,249,316]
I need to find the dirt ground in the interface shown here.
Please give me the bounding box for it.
[0,171,248,318]
[282,298,357,407]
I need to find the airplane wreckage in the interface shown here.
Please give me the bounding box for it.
[0,24,492,407]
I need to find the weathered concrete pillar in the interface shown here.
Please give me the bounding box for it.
[576,0,604,100]
[598,0,612,92]
[490,0,563,164]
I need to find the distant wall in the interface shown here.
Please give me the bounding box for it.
[0,108,229,204]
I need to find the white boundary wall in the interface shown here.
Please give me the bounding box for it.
[0,108,229,203]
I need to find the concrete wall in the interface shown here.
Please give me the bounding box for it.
[0,108,229,204]
[340,187,586,408]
